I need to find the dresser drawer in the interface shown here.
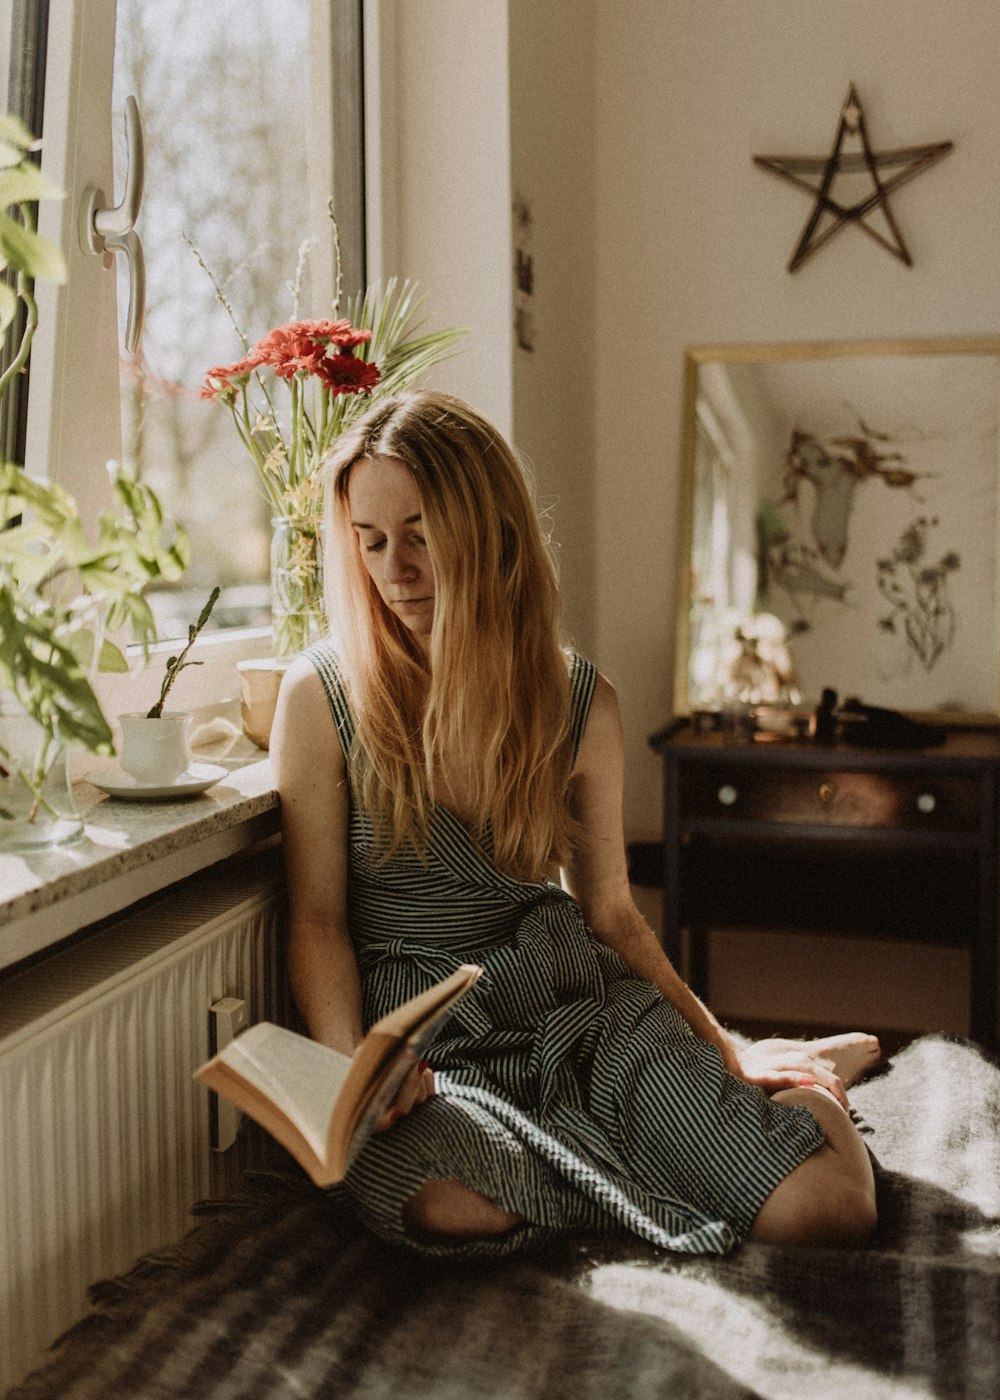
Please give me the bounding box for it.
[678,763,981,833]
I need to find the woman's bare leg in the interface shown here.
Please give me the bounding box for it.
[749,1087,877,1246]
[403,1179,521,1241]
[404,1085,878,1248]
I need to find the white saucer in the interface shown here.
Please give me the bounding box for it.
[89,762,228,801]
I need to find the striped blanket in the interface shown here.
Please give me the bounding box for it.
[7,1034,999,1400]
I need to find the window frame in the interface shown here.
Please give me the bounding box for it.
[11,0,365,710]
[25,0,121,529]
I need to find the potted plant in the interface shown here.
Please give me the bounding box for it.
[0,460,191,842]
[0,114,189,846]
[117,586,220,786]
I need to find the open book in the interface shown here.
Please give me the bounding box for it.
[195,963,483,1186]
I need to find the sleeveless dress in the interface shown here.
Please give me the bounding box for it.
[306,643,826,1258]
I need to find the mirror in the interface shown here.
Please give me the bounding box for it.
[676,338,1000,721]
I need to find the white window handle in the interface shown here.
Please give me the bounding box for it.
[79,95,146,355]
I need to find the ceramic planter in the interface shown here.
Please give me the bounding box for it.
[118,712,192,785]
[235,659,289,750]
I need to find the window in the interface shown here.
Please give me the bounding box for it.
[8,0,364,644]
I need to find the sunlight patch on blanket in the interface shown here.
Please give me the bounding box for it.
[961,1226,1000,1257]
[586,1265,936,1400]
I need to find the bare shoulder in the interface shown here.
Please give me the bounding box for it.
[271,654,344,787]
[276,652,328,708]
[573,670,624,777]
[271,655,351,934]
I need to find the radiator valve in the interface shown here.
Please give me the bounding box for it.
[208,997,248,1150]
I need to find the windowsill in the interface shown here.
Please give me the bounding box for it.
[0,734,281,975]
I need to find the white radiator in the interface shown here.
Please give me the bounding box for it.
[0,847,288,1390]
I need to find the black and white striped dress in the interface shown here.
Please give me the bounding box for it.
[306,643,826,1258]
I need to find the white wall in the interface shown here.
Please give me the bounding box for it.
[365,0,513,435]
[592,0,1000,835]
[367,0,596,652]
[507,0,597,655]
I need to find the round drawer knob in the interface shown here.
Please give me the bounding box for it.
[717,784,738,807]
[916,791,936,814]
[818,782,835,803]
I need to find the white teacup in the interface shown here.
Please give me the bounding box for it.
[119,712,192,786]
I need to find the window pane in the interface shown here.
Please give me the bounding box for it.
[1,0,49,467]
[112,0,323,639]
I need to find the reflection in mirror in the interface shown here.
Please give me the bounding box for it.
[676,340,1000,721]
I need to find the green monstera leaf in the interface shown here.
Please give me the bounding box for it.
[0,462,191,766]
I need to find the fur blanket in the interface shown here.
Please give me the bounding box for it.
[7,1035,999,1400]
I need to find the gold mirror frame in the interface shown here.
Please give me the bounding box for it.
[675,337,1000,723]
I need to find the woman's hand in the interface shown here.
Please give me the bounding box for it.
[374,1059,436,1133]
[735,1039,850,1108]
[703,1029,845,1102]
[736,1032,881,1108]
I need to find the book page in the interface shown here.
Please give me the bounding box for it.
[221,1024,353,1161]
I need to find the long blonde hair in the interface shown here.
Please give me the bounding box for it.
[324,389,574,880]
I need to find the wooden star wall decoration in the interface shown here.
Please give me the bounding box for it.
[753,84,953,272]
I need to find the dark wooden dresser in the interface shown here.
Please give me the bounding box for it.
[649,725,1000,1048]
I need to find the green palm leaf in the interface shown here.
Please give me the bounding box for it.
[320,278,466,448]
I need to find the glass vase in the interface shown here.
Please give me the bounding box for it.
[270,514,325,658]
[0,702,84,850]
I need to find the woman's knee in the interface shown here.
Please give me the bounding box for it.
[749,1146,877,1247]
[749,1089,877,1247]
[402,1177,521,1241]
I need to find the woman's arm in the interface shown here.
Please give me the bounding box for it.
[271,656,364,1056]
[560,673,744,1074]
[561,675,855,1101]
[271,657,434,1123]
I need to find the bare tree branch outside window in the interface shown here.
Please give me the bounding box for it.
[113,1,327,639]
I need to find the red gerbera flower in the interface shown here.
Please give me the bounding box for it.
[200,355,258,400]
[294,318,373,351]
[315,351,381,395]
[251,326,326,379]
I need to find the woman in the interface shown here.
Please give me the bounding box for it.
[271,388,879,1256]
